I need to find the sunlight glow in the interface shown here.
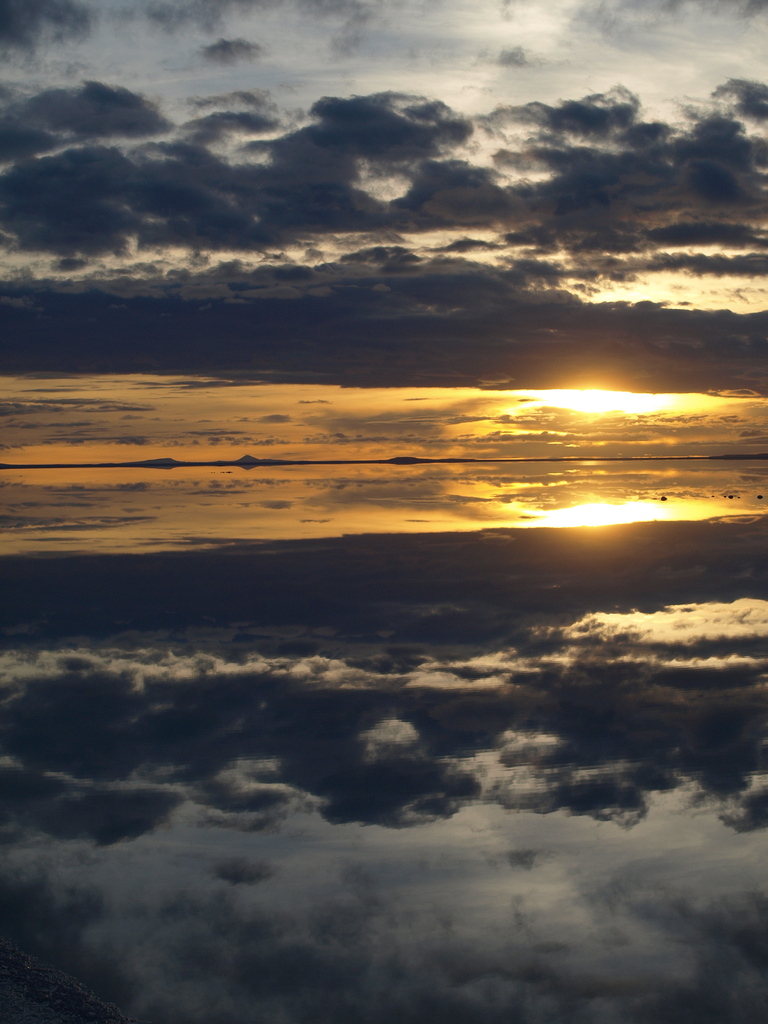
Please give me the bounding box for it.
[532,502,669,528]
[520,390,670,415]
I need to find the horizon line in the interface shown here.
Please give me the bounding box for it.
[3,452,768,470]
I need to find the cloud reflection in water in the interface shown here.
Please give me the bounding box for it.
[1,518,768,1021]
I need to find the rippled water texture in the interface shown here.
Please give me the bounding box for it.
[2,380,768,1023]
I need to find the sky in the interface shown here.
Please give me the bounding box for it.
[3,0,768,392]
[6,5,768,1024]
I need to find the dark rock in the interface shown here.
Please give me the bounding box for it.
[0,937,148,1024]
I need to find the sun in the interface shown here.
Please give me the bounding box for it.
[518,390,670,416]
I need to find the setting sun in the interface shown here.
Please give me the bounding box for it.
[519,390,670,416]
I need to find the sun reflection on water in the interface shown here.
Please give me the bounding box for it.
[3,463,768,553]
[530,501,670,528]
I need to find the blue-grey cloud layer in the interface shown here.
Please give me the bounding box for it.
[1,80,768,388]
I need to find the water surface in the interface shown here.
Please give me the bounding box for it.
[2,380,768,1023]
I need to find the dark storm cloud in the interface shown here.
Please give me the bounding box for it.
[0,0,90,52]
[199,36,264,63]
[342,94,467,153]
[0,647,484,830]
[111,91,464,239]
[339,243,423,270]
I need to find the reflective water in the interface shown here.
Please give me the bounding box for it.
[2,380,768,1023]
[3,462,768,553]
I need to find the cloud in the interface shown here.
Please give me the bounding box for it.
[3,81,768,386]
[648,252,768,276]
[0,398,153,415]
[0,81,749,255]
[0,643,767,1018]
[0,0,386,56]
[183,109,279,144]
[190,87,276,111]
[0,145,140,255]
[199,36,264,63]
[0,91,473,257]
[212,857,275,883]
[19,81,171,140]
[0,0,91,52]
[496,46,533,67]
[0,124,57,163]
[36,787,183,845]
[4,267,768,392]
[646,221,766,246]
[501,85,641,138]
[714,78,768,120]
[0,79,168,164]
[563,598,768,645]
[139,0,270,32]
[138,0,383,54]
[0,81,761,263]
